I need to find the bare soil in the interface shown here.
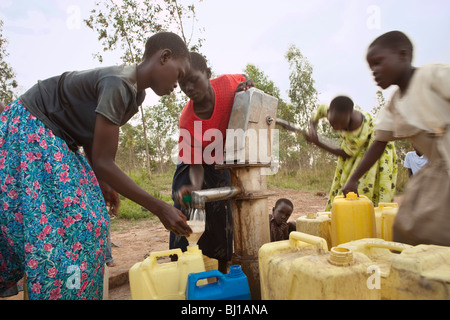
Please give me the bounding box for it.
[107,188,329,300]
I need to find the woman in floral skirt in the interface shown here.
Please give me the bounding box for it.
[0,32,191,300]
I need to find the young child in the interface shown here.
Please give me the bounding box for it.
[404,146,428,177]
[343,31,450,246]
[0,32,191,299]
[269,198,295,242]
[306,96,397,210]
[171,52,254,274]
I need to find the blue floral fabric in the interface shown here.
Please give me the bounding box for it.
[0,100,109,300]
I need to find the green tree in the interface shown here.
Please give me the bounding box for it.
[117,122,142,175]
[285,44,318,129]
[243,64,281,98]
[285,45,321,170]
[0,20,18,105]
[145,92,187,172]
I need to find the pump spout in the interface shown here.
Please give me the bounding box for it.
[191,186,242,209]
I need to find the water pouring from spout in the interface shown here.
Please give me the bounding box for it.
[186,208,206,246]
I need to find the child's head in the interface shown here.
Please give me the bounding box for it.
[143,31,190,60]
[327,96,354,131]
[412,145,423,157]
[366,30,414,90]
[272,198,294,226]
[141,32,190,96]
[179,51,212,102]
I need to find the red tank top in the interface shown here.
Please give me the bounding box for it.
[178,74,246,164]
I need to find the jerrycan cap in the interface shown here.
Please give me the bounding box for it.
[345,192,358,200]
[306,212,317,219]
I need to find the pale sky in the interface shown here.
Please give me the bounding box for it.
[1,0,450,112]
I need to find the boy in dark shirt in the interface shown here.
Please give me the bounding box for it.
[269,198,295,242]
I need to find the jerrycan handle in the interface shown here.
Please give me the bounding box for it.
[188,269,225,287]
[149,249,183,268]
[362,240,412,252]
[289,231,328,253]
[343,239,412,252]
[377,202,399,209]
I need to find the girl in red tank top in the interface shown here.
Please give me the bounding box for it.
[171,52,254,273]
[179,74,246,164]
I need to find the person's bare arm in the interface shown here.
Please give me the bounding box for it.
[90,114,191,236]
[306,118,351,159]
[176,164,204,207]
[342,140,388,195]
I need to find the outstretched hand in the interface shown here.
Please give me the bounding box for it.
[342,179,359,198]
[236,80,255,92]
[158,204,192,237]
[306,119,319,144]
[99,180,120,216]
[303,131,318,144]
[177,185,195,208]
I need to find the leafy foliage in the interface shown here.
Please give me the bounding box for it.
[84,0,204,175]
[0,20,18,105]
[84,0,204,63]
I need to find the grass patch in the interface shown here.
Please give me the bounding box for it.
[116,169,175,220]
[268,166,334,193]
[114,162,407,221]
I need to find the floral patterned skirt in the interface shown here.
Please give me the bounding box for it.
[325,141,398,211]
[0,100,109,300]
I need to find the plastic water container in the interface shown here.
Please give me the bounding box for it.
[288,246,380,300]
[375,203,398,241]
[203,255,218,271]
[337,238,413,299]
[259,232,328,300]
[129,245,206,300]
[338,238,411,277]
[186,265,251,300]
[331,192,376,247]
[385,244,450,300]
[296,212,332,249]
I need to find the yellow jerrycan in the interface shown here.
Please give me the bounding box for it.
[288,246,380,300]
[259,232,328,300]
[331,192,376,247]
[385,244,450,300]
[296,212,332,249]
[337,238,413,299]
[129,245,206,300]
[374,203,398,241]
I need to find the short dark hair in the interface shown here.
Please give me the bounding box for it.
[143,32,189,59]
[190,51,212,78]
[369,30,413,55]
[275,198,294,210]
[329,96,354,114]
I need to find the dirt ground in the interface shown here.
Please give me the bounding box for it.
[107,188,329,300]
